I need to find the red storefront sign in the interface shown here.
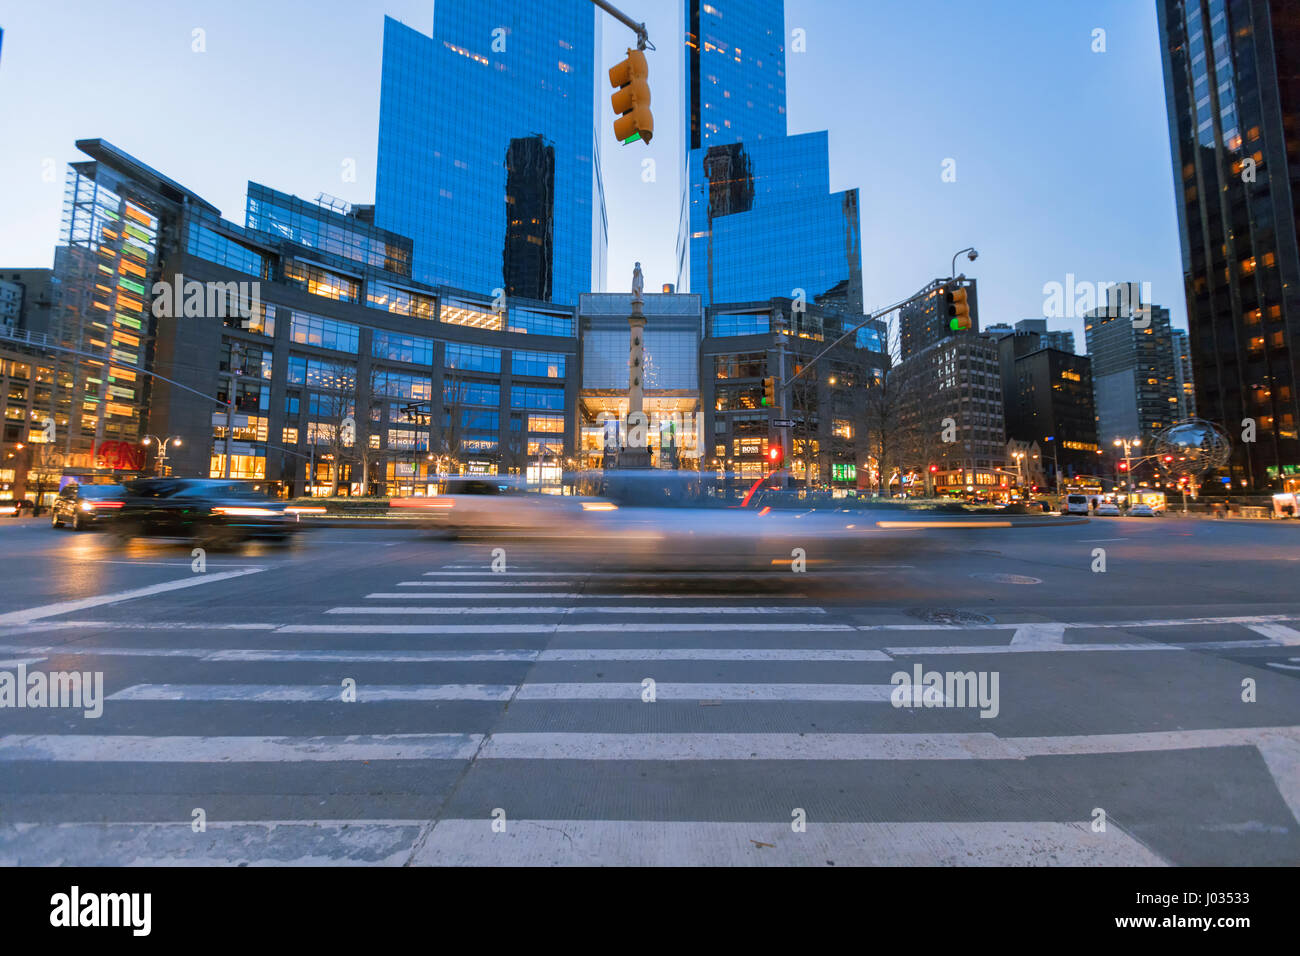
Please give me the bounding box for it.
[95,440,146,472]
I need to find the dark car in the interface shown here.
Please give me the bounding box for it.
[112,478,293,547]
[49,483,128,530]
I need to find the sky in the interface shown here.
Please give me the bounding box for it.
[0,0,1186,348]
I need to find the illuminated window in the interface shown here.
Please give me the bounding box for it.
[441,298,502,331]
[528,414,565,434]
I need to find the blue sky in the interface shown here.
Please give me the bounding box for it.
[0,0,1185,346]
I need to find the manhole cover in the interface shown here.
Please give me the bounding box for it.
[970,572,1042,584]
[904,608,994,625]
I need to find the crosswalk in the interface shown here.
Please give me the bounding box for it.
[3,553,1300,866]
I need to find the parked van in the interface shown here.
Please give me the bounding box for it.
[1065,493,1091,515]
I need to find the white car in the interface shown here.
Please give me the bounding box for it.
[1095,502,1122,516]
[1127,503,1158,517]
[1064,493,1091,515]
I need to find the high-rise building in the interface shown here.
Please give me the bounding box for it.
[375,2,606,305]
[42,140,215,465]
[1172,326,1196,419]
[677,0,862,310]
[995,318,1075,354]
[996,329,1099,485]
[893,332,1007,493]
[1083,286,1180,445]
[899,277,979,360]
[701,296,884,486]
[0,269,55,335]
[0,281,20,332]
[1157,0,1300,489]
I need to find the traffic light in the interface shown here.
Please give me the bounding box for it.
[946,287,971,331]
[1118,462,1129,471]
[609,48,653,144]
[929,464,939,473]
[768,445,783,466]
[761,376,777,408]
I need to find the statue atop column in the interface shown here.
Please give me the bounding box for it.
[632,261,644,303]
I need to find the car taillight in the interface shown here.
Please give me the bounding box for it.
[82,500,123,510]
[212,506,280,517]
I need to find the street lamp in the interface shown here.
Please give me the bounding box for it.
[141,434,183,476]
[950,247,979,278]
[1113,437,1141,498]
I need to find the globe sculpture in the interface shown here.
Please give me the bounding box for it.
[1152,419,1231,483]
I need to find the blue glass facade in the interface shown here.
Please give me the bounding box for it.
[684,0,787,150]
[677,1,863,311]
[375,2,606,305]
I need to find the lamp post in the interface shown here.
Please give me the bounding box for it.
[141,435,183,476]
[950,247,979,278]
[1113,437,1142,499]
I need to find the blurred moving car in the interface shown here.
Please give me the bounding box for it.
[49,483,127,530]
[1095,502,1122,516]
[391,477,601,538]
[1,499,35,518]
[1126,503,1158,517]
[112,478,293,546]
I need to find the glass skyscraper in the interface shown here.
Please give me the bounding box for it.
[676,0,863,310]
[1157,0,1300,489]
[375,1,607,305]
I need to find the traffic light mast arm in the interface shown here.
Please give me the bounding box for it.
[780,277,969,389]
[590,0,652,49]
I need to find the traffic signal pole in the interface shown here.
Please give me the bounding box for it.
[590,0,650,49]
[782,277,969,391]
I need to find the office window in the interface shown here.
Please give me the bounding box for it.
[445,380,500,407]
[367,280,436,319]
[287,354,355,390]
[373,370,433,401]
[282,260,360,303]
[528,414,565,434]
[373,330,434,365]
[510,385,565,410]
[512,350,566,378]
[444,342,502,373]
[507,306,573,336]
[441,297,502,331]
[290,311,360,352]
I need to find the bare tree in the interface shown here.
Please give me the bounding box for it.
[788,360,820,490]
[499,421,530,478]
[309,359,358,496]
[357,364,389,496]
[433,365,471,475]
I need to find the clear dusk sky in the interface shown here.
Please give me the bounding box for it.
[0,0,1186,346]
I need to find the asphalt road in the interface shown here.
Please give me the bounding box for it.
[0,514,1298,866]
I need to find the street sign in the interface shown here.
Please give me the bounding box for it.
[772,419,796,427]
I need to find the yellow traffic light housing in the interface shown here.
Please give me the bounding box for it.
[762,376,777,408]
[947,287,971,331]
[609,48,653,144]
